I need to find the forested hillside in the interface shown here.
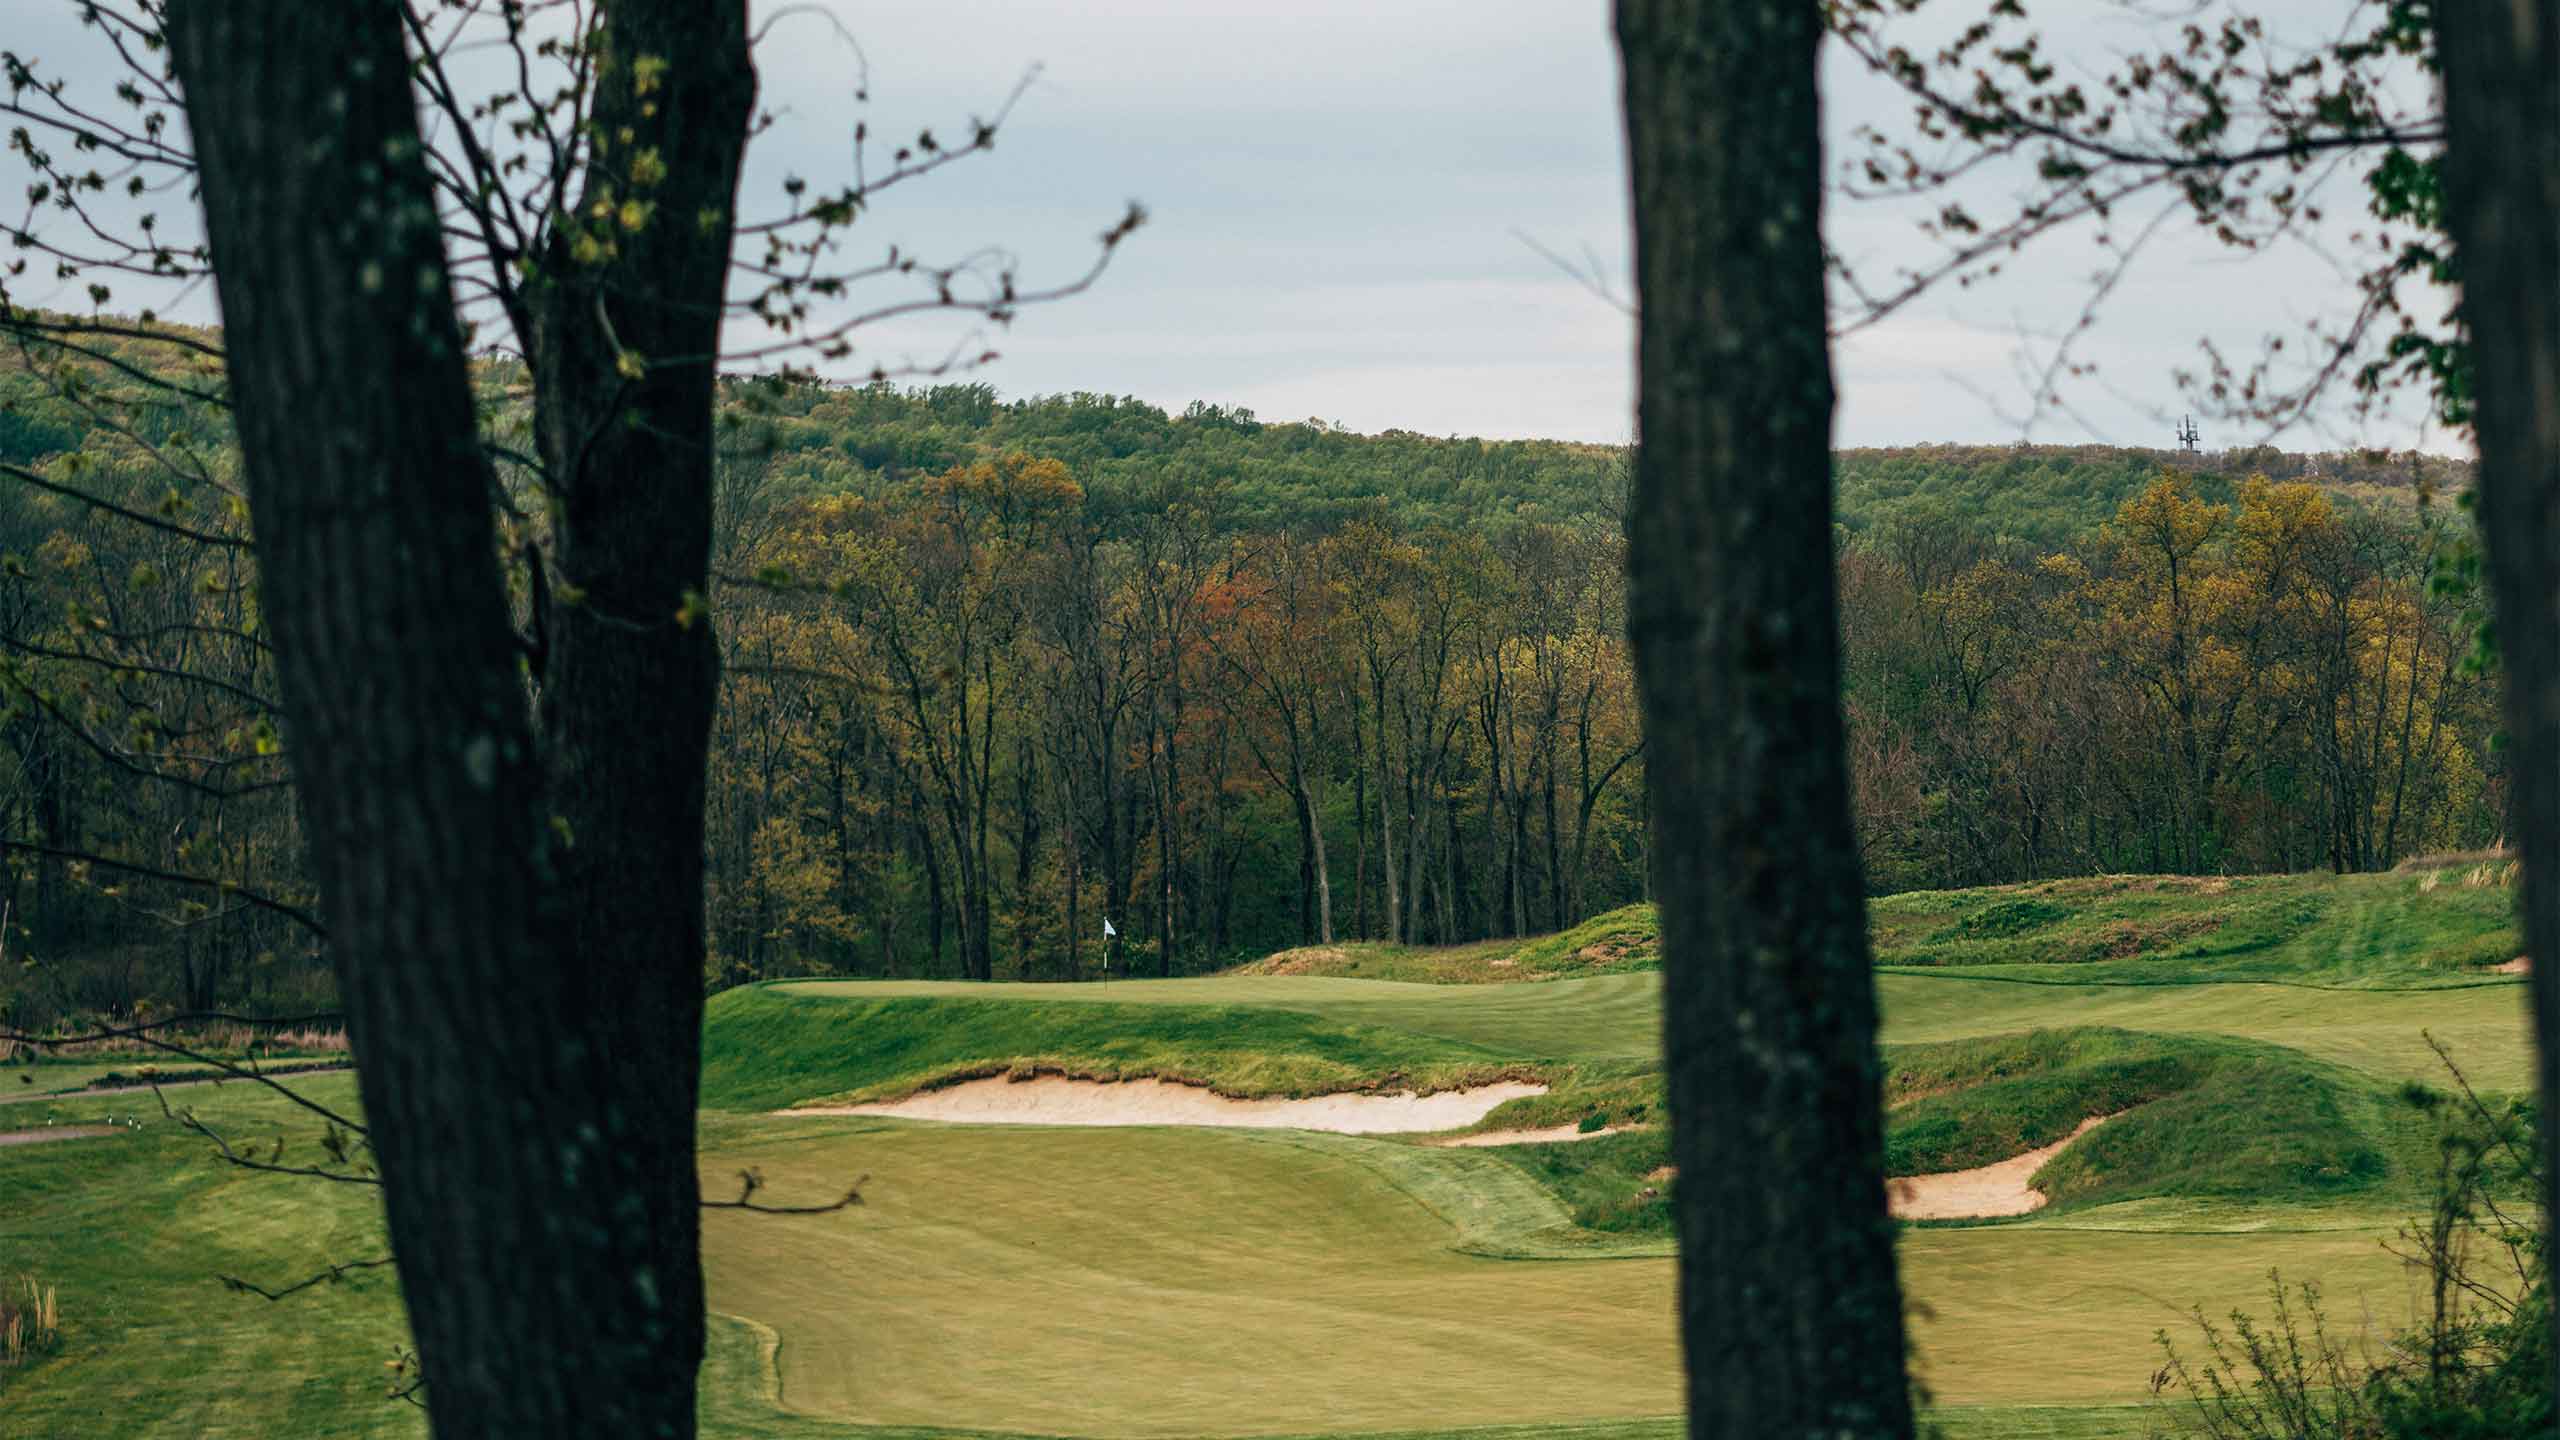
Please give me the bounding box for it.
[0,329,2505,1022]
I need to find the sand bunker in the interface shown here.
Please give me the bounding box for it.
[0,1125,122,1147]
[1889,1114,2110,1221]
[794,1074,1546,1135]
[1434,1123,1628,1148]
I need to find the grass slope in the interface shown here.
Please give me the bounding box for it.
[723,966,2487,1247]
[701,986,1545,1112]
[1233,905,1662,985]
[756,973,1672,1065]
[1877,972,2533,1090]
[1222,867,2522,992]
[1868,867,2522,986]
[1488,1025,2440,1242]
[750,967,2534,1100]
[1881,1027,2452,1215]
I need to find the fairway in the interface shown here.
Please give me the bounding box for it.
[697,1116,2418,1435]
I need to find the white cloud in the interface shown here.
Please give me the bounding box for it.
[6,0,2455,453]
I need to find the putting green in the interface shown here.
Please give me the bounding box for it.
[698,1115,2416,1436]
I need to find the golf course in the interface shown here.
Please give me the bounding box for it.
[1,864,2532,1437]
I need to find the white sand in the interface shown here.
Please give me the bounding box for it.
[791,1073,1546,1135]
[1433,1123,1628,1147]
[1888,1114,2111,1220]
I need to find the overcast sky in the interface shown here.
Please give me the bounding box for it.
[13,1,2456,453]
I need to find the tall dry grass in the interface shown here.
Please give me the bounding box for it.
[32,1023,348,1058]
[0,1275,61,1370]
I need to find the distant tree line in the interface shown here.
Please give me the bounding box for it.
[1839,474,2502,891]
[0,341,2504,1016]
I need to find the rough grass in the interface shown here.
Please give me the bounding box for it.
[1868,868,2522,985]
[1484,1126,1676,1238]
[759,972,1673,1064]
[702,984,1539,1112]
[1230,867,2520,990]
[1882,1028,2406,1210]
[1877,971,2535,1090]
[2,1056,349,1104]
[1228,904,1662,984]
[1483,1027,2424,1237]
[1885,1028,2211,1176]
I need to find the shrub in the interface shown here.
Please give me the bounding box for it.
[2148,1046,2549,1439]
[1577,1112,1608,1134]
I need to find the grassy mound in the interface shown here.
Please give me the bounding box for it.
[1868,868,2520,986]
[700,983,1537,1112]
[1494,1026,2411,1238]
[1489,1127,1676,1239]
[1226,866,2517,992]
[1229,904,1661,983]
[1885,1028,2208,1176]
[1884,1026,2406,1211]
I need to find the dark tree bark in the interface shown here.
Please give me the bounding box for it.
[2432,0,2560,1396]
[1615,2,1915,1436]
[166,1,752,1435]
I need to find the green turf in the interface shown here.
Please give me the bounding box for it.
[1879,1027,2426,1214]
[5,1065,2425,1439]
[761,972,1674,1065]
[1232,905,1665,985]
[1876,972,2534,1090]
[1228,867,2523,992]
[759,964,2536,1094]
[1481,1125,1675,1239]
[702,986,1547,1111]
[11,866,2533,1438]
[693,1116,2415,1434]
[1868,867,2521,986]
[0,1077,419,1440]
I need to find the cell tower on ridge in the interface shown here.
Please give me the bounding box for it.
[2176,415,2202,455]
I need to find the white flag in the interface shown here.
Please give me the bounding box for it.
[1102,917,1118,939]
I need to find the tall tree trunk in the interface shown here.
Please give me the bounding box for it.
[1441,797,1462,943]
[1543,751,1566,930]
[1311,822,1336,946]
[1292,757,1319,942]
[2433,0,2560,1396]
[1154,715,1178,976]
[1615,3,1914,1436]
[919,815,948,973]
[167,1,751,1435]
[1348,701,1371,940]
[1375,681,1400,944]
[1295,761,1338,945]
